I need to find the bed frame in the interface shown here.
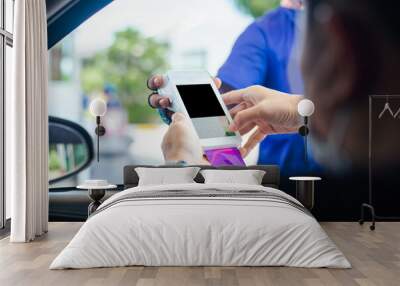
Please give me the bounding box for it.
[123,165,280,189]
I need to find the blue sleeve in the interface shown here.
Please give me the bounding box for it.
[218,22,269,89]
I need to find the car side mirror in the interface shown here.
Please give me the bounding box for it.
[49,116,94,184]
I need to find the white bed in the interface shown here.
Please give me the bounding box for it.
[50,183,350,269]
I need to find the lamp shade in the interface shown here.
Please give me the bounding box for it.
[89,98,107,117]
[297,99,315,117]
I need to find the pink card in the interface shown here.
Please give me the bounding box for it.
[204,147,246,167]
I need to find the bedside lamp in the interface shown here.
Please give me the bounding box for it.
[89,98,107,162]
[290,99,321,211]
[297,99,315,164]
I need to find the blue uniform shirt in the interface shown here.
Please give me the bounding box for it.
[218,7,320,176]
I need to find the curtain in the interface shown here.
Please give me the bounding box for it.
[7,0,49,242]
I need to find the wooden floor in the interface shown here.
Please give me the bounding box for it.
[0,222,399,286]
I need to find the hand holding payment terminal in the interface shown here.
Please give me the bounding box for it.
[158,70,245,166]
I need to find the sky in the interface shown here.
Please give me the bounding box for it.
[73,0,252,75]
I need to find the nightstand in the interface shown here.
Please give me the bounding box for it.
[289,177,322,210]
[77,183,117,216]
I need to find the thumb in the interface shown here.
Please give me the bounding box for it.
[213,77,222,89]
[171,112,186,123]
[229,105,261,131]
[240,128,266,158]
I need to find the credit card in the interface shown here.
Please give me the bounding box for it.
[204,147,246,167]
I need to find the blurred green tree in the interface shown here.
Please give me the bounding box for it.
[233,0,280,17]
[81,28,169,123]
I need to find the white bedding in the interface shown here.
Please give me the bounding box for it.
[50,183,350,269]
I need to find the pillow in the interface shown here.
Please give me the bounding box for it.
[200,169,266,185]
[135,167,200,186]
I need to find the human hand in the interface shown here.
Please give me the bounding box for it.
[222,85,303,157]
[161,113,209,165]
[147,75,222,109]
[147,75,171,109]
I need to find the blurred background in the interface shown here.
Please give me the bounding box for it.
[48,0,280,187]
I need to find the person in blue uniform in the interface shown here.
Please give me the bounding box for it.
[148,0,320,176]
[217,0,320,176]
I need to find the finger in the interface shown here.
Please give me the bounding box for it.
[256,121,277,135]
[147,75,164,90]
[165,109,175,119]
[148,93,166,108]
[159,97,171,109]
[240,128,266,158]
[222,89,246,105]
[229,102,247,118]
[229,105,261,131]
[213,77,222,89]
[238,122,256,136]
[238,147,246,157]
